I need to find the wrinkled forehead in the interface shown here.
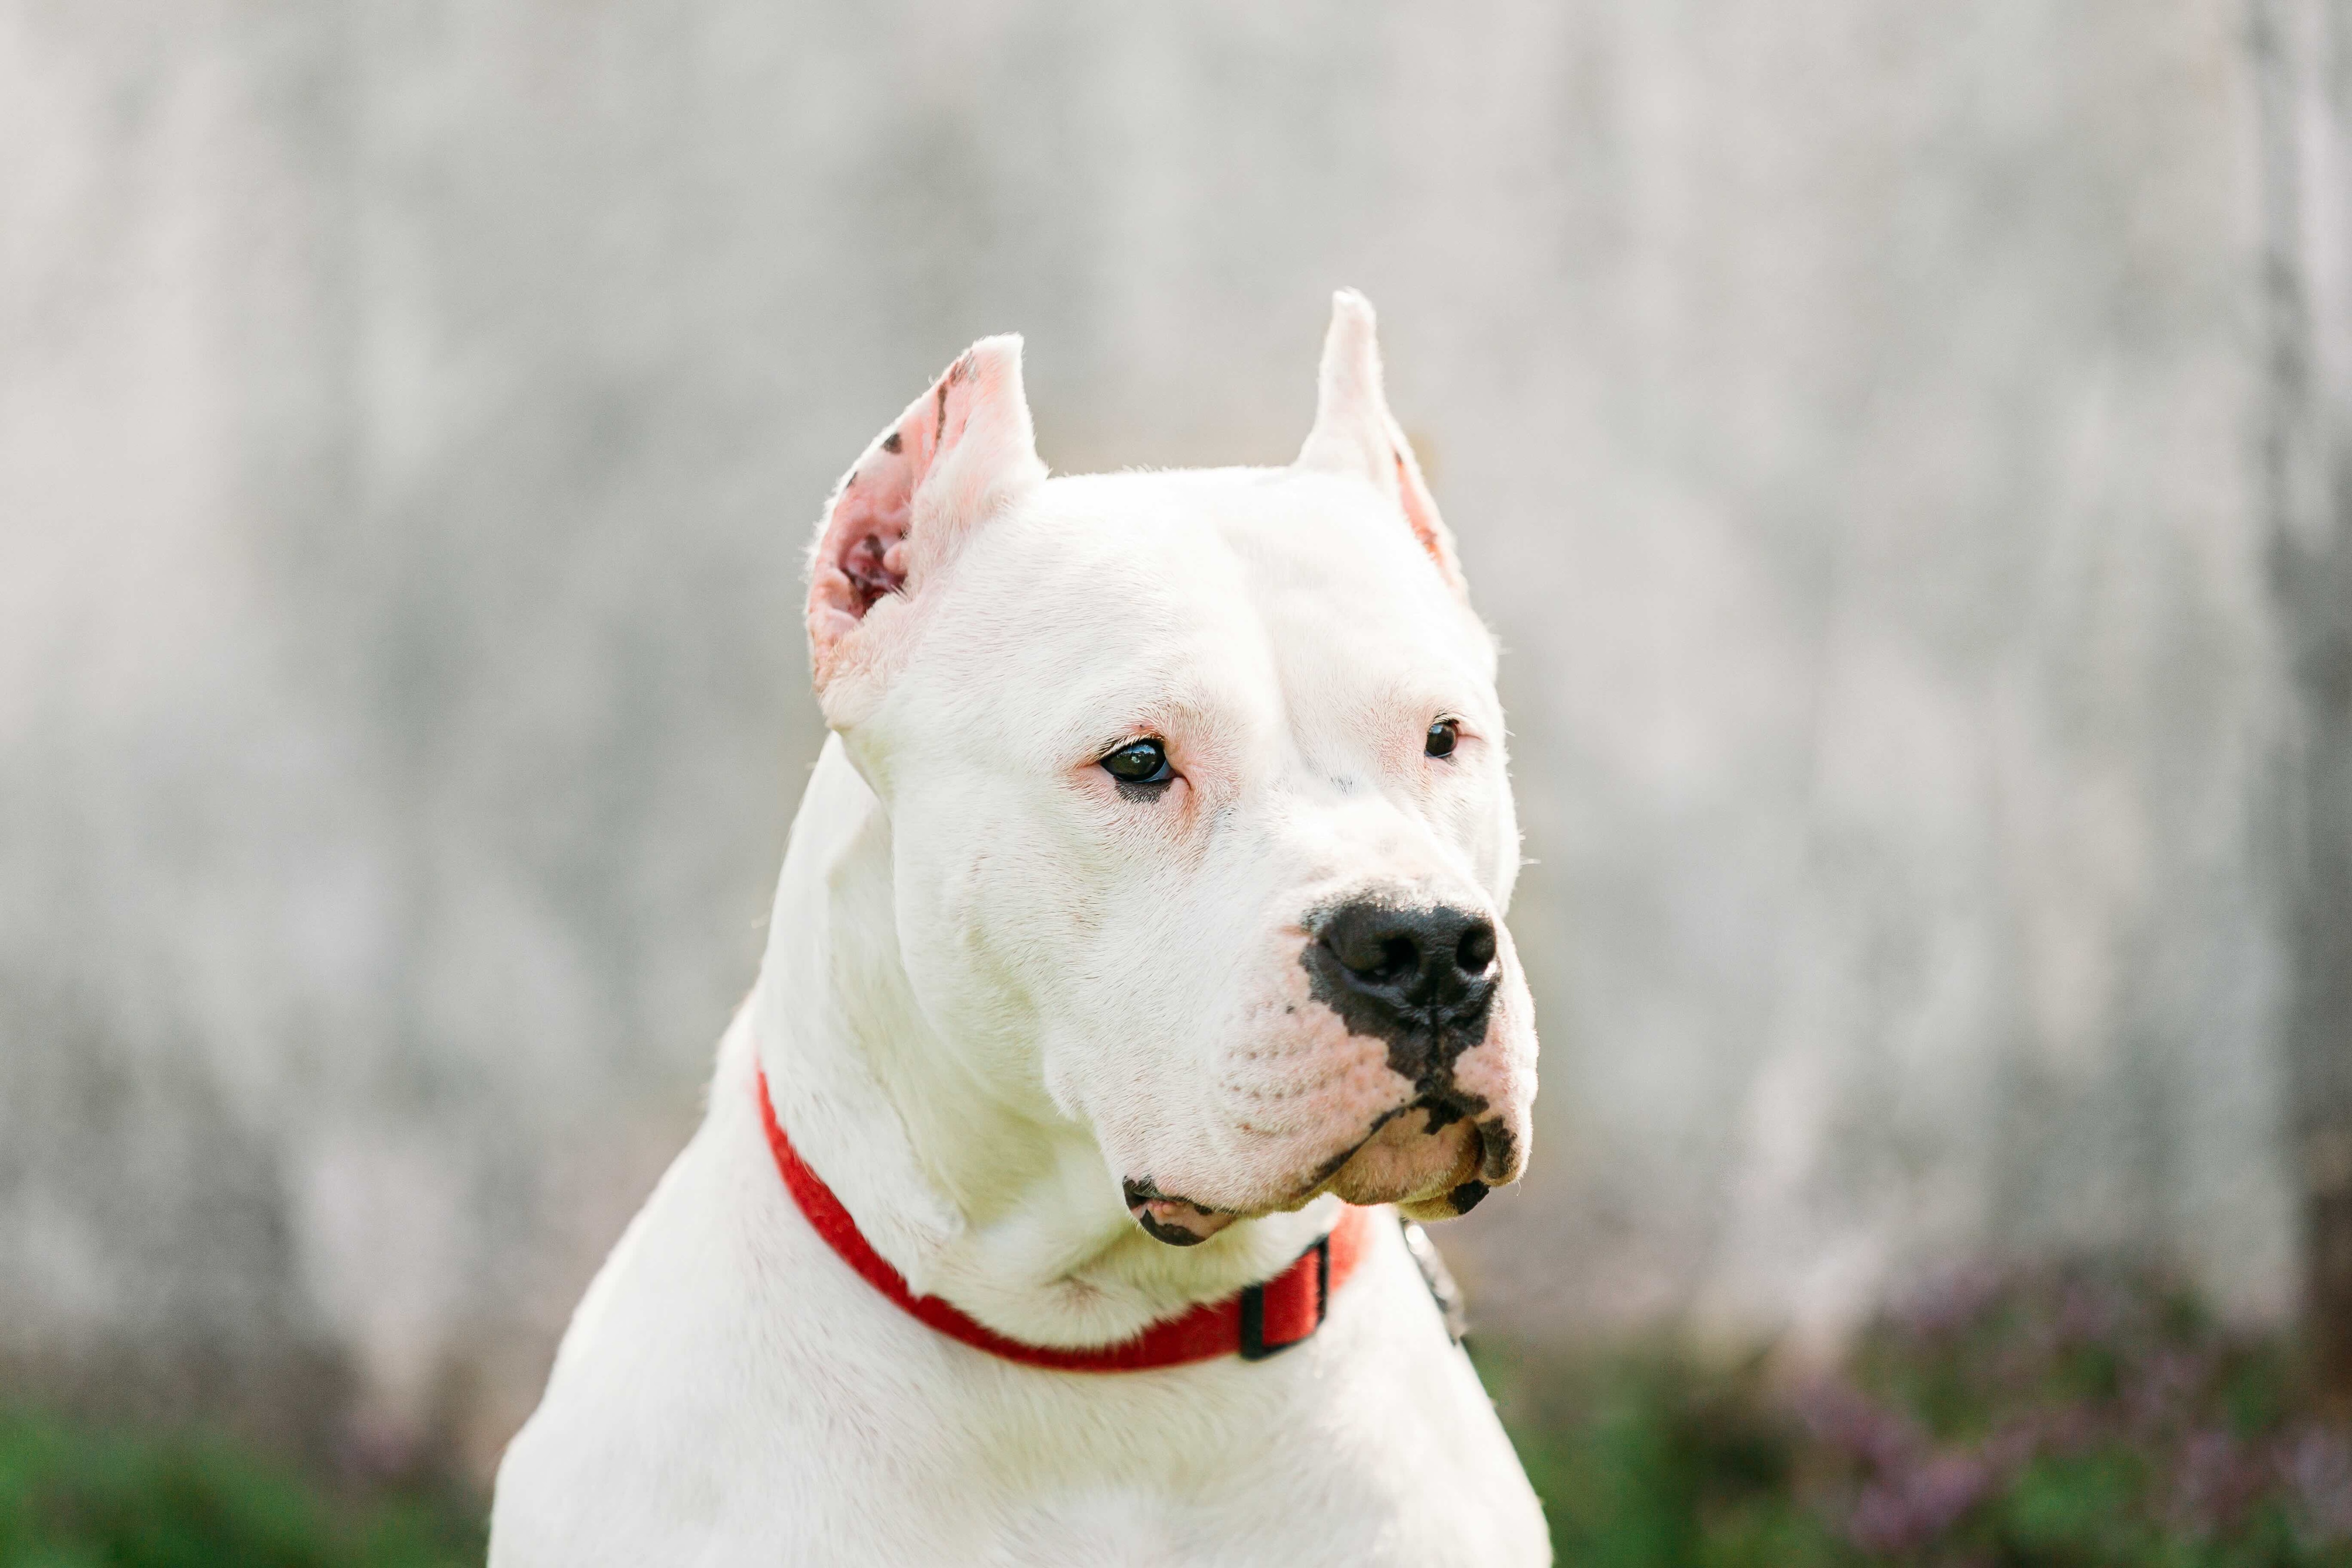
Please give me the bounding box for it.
[893,467,1497,758]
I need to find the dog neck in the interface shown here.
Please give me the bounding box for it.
[748,736,1340,1348]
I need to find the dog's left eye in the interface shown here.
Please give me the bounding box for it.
[1100,738,1174,786]
[1425,720,1460,758]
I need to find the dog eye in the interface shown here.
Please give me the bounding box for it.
[1424,720,1460,759]
[1100,738,1174,786]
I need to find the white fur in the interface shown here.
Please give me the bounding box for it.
[491,295,1549,1565]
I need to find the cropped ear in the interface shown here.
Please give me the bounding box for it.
[1294,290,1466,597]
[806,336,1046,723]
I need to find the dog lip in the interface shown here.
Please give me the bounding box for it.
[1134,1210,1211,1246]
[1446,1122,1490,1210]
[1122,1176,1224,1215]
[1293,1097,1492,1211]
[1128,1090,1506,1226]
[1289,1101,1418,1202]
[1472,1112,1519,1184]
[1123,1177,1240,1245]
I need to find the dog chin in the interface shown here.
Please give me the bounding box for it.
[1126,1105,1509,1245]
[1323,1107,1486,1215]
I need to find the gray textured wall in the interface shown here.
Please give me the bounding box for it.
[0,0,2295,1474]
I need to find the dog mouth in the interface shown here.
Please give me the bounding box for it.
[1319,1099,1491,1218]
[1122,1178,1237,1247]
[1123,1096,1507,1245]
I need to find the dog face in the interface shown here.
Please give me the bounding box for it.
[805,294,1536,1240]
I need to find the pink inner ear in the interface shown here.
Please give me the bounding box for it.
[809,457,914,649]
[808,352,976,658]
[840,529,905,612]
[831,444,916,614]
[1391,439,1462,589]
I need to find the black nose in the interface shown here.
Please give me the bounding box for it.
[1308,899,1500,1043]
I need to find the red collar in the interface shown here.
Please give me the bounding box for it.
[755,1064,1372,1371]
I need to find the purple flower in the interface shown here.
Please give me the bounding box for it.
[1846,1452,1996,1553]
[2170,1427,2268,1532]
[2123,1347,2205,1438]
[2284,1425,2352,1541]
[1796,1378,1925,1472]
[1891,1262,2006,1340]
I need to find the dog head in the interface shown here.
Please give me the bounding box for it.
[804,292,1536,1241]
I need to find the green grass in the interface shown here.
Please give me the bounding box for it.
[0,1409,481,1568]
[2,1261,2346,1566]
[1479,1261,2352,1566]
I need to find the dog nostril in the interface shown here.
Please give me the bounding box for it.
[1327,923,1423,982]
[1375,936,1419,981]
[1456,921,1496,975]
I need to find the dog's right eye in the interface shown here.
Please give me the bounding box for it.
[1100,739,1173,786]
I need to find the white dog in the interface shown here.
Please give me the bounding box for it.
[490,293,1549,1566]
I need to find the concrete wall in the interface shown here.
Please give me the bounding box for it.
[0,0,2294,1474]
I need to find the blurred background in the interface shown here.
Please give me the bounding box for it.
[6,0,2352,1561]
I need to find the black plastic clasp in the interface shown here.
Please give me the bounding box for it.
[1238,1232,1332,1361]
